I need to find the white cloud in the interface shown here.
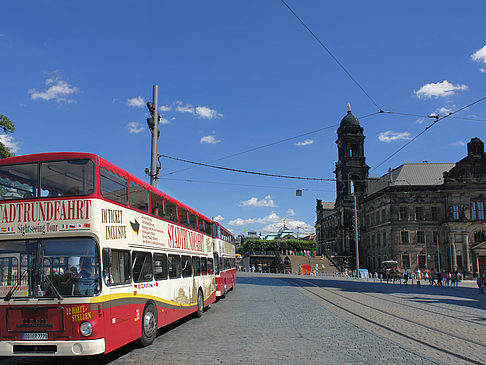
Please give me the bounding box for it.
[176,101,194,114]
[262,219,313,234]
[451,140,466,147]
[286,209,296,217]
[378,130,412,143]
[127,122,144,134]
[160,117,170,125]
[29,74,79,103]
[200,135,221,144]
[127,96,145,108]
[228,212,280,226]
[436,106,455,115]
[414,80,468,99]
[415,117,425,124]
[471,45,486,70]
[159,105,171,112]
[213,215,224,222]
[0,134,19,153]
[195,106,223,119]
[175,101,222,119]
[295,139,314,146]
[239,195,276,208]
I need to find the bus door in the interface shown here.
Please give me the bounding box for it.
[102,248,136,349]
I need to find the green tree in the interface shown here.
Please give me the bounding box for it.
[0,114,15,158]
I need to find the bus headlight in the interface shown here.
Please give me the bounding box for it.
[79,322,93,337]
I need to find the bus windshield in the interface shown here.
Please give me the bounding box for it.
[0,159,95,200]
[0,238,100,298]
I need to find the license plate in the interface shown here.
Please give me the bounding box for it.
[22,332,48,340]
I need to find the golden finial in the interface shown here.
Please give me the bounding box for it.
[347,103,351,112]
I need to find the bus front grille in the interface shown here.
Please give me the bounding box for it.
[13,345,57,353]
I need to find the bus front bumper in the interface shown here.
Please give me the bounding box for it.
[0,338,105,356]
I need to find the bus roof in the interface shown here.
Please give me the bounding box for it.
[0,152,212,222]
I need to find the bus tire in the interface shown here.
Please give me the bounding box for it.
[138,303,158,347]
[195,289,204,318]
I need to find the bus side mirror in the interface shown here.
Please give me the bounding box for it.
[102,248,112,268]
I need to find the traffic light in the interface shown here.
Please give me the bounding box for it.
[146,102,160,137]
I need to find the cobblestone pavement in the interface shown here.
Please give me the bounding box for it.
[1,273,485,365]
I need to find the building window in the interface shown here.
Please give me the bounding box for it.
[401,231,409,244]
[399,207,408,220]
[377,233,381,246]
[382,232,386,246]
[402,254,410,268]
[452,205,460,220]
[472,201,485,220]
[416,231,425,244]
[415,207,423,220]
[431,206,440,220]
[433,231,439,244]
[418,255,426,268]
[456,255,463,268]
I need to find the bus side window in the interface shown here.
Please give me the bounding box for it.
[150,192,164,217]
[100,167,128,205]
[165,199,178,223]
[207,258,213,275]
[130,182,149,212]
[189,212,197,230]
[181,255,192,278]
[132,251,153,283]
[201,257,207,275]
[193,256,201,276]
[105,249,131,285]
[168,254,181,279]
[153,253,168,280]
[179,207,189,227]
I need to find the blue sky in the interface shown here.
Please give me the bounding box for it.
[1,1,485,237]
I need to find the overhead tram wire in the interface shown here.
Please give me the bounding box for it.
[161,112,380,177]
[159,177,335,193]
[382,110,486,123]
[280,0,382,112]
[159,154,336,181]
[161,123,338,177]
[372,95,486,172]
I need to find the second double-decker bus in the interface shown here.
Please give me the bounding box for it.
[212,222,236,298]
[0,152,216,356]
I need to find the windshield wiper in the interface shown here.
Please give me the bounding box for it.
[4,269,30,301]
[42,274,63,300]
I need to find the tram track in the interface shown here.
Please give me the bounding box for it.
[358,282,486,327]
[286,277,486,365]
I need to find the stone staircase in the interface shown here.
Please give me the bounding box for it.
[282,255,339,275]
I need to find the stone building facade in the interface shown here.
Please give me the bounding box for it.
[316,109,486,277]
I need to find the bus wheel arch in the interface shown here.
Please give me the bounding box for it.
[138,301,158,347]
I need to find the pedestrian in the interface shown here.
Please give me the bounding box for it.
[416,268,421,288]
[477,274,484,294]
[403,268,409,285]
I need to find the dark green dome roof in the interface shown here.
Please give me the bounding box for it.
[340,110,360,127]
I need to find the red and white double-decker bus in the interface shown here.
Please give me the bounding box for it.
[212,222,236,298]
[0,152,216,356]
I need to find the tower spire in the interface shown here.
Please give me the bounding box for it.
[347,103,351,112]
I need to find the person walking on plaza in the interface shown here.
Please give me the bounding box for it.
[403,268,409,285]
[416,268,421,288]
[477,274,484,294]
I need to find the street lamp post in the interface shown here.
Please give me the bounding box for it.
[354,194,359,278]
[436,233,441,273]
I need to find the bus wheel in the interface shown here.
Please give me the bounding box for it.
[139,303,158,347]
[195,289,204,318]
